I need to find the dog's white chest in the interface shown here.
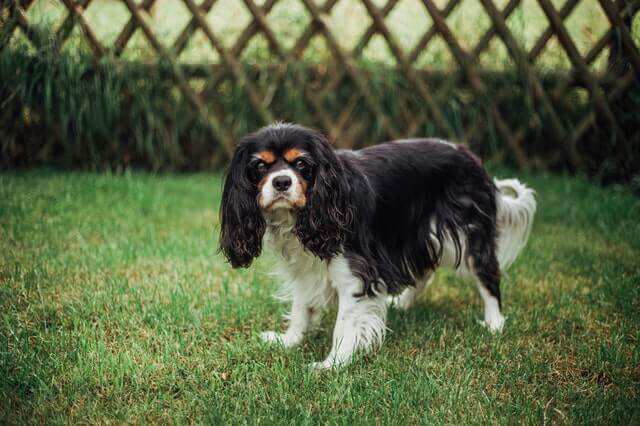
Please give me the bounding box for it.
[265,225,336,308]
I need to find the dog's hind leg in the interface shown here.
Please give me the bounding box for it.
[469,240,505,333]
[476,278,504,332]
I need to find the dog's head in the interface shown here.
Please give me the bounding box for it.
[219,123,352,268]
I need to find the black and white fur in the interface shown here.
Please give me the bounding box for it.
[220,123,536,369]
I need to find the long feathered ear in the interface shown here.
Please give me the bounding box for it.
[294,130,352,260]
[219,143,266,268]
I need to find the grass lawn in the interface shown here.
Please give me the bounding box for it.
[1,169,639,423]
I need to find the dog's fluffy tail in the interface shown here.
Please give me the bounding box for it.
[494,178,536,270]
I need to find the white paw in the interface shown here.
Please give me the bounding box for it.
[310,355,350,370]
[310,360,336,370]
[260,331,300,348]
[261,330,285,344]
[395,295,416,311]
[387,295,415,311]
[478,315,505,333]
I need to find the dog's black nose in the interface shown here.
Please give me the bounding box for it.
[272,175,292,192]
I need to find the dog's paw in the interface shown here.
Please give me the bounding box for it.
[478,315,505,333]
[260,331,301,348]
[394,294,417,311]
[261,330,285,344]
[388,289,421,311]
[309,360,334,371]
[309,355,349,370]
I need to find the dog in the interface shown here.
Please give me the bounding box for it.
[219,122,536,369]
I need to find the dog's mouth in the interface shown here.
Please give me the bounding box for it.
[266,195,294,210]
[261,194,306,211]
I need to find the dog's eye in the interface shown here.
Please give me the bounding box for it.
[255,161,267,173]
[295,159,306,171]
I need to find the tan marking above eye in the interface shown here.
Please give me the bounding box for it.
[256,151,275,163]
[283,148,304,163]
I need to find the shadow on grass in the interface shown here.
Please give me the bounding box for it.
[253,293,480,368]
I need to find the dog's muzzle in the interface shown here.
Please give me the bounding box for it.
[258,169,305,210]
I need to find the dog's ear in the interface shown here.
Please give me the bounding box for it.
[219,142,266,268]
[294,130,352,260]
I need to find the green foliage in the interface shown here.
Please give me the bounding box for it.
[0,46,481,171]
[2,23,639,182]
[1,170,639,423]
[0,46,218,170]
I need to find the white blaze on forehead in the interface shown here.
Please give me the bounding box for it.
[259,168,303,209]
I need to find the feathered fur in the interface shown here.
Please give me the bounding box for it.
[494,178,537,269]
[218,123,537,369]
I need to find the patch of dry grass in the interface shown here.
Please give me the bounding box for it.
[1,169,639,423]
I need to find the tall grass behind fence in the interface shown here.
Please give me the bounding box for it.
[1,0,639,182]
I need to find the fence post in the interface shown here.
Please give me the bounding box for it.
[607,0,634,75]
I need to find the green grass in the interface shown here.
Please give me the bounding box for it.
[1,170,639,423]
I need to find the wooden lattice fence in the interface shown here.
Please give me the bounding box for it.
[1,0,639,174]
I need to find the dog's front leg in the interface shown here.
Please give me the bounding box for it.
[312,258,387,369]
[261,293,316,348]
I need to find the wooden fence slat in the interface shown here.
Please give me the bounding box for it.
[570,69,636,149]
[240,0,285,57]
[121,0,235,158]
[360,0,456,138]
[181,0,274,125]
[429,0,517,130]
[59,0,105,57]
[320,0,401,138]
[464,0,604,151]
[9,2,44,49]
[472,0,520,58]
[527,0,580,62]
[353,0,401,55]
[411,0,520,113]
[597,0,640,77]
[202,0,279,103]
[499,2,640,165]
[408,0,461,63]
[54,0,91,50]
[477,0,581,170]
[200,0,338,138]
[532,1,640,134]
[537,0,629,144]
[0,0,35,48]
[232,0,279,57]
[239,0,338,135]
[320,0,460,137]
[318,0,400,101]
[2,0,638,170]
[112,0,156,57]
[299,0,401,139]
[420,0,530,167]
[172,0,218,57]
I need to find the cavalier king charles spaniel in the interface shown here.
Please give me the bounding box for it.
[220,123,536,369]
